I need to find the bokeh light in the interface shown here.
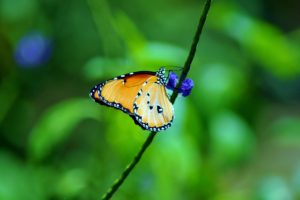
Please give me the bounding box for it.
[14,32,52,68]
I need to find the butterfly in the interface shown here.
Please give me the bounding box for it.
[90,67,174,132]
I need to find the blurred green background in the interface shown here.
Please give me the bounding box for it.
[1,0,300,199]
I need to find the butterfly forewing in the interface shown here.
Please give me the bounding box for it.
[133,76,174,131]
[90,72,154,113]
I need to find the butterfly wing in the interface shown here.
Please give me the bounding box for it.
[133,76,174,132]
[90,72,155,114]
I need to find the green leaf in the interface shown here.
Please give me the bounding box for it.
[114,11,186,66]
[270,116,300,146]
[132,42,187,66]
[196,63,247,114]
[0,151,45,200]
[55,169,87,198]
[210,3,300,78]
[83,56,130,80]
[28,98,102,161]
[255,176,293,200]
[0,78,19,124]
[114,11,147,52]
[0,0,38,23]
[210,110,255,165]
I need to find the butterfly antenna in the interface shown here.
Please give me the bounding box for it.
[165,66,183,73]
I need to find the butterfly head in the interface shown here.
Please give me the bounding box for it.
[156,67,167,85]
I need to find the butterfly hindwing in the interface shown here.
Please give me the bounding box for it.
[133,76,174,132]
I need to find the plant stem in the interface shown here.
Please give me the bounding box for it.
[101,0,211,199]
[170,0,211,104]
[102,132,157,200]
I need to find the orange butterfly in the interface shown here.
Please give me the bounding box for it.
[90,67,174,132]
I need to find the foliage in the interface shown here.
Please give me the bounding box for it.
[1,0,300,199]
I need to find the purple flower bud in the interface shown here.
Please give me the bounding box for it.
[166,72,178,90]
[179,78,194,97]
[14,32,52,68]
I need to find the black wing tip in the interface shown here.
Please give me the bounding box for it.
[89,82,106,100]
[89,86,97,100]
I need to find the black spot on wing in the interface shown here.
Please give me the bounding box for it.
[157,105,163,114]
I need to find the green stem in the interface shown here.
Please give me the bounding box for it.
[170,0,211,104]
[101,0,211,199]
[102,132,157,200]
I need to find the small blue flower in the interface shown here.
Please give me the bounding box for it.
[166,72,178,90]
[179,78,194,97]
[14,32,52,68]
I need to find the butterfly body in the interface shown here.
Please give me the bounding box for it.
[90,68,174,132]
